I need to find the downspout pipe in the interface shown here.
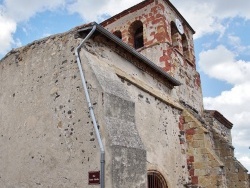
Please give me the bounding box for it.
[75,25,105,188]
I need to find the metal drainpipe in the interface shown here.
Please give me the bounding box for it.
[74,25,105,188]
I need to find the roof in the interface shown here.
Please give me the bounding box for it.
[101,0,195,34]
[76,22,181,87]
[204,110,233,129]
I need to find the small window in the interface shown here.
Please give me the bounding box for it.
[128,20,144,49]
[170,21,180,49]
[182,34,189,59]
[148,171,168,188]
[113,30,122,39]
[134,26,143,49]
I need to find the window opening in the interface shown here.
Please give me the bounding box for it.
[134,26,144,49]
[148,171,168,188]
[113,30,122,39]
[182,34,189,59]
[171,21,180,49]
[128,20,144,49]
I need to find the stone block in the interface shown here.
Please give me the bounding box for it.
[193,133,204,140]
[186,134,193,142]
[184,116,195,123]
[186,128,196,135]
[193,162,204,169]
[191,176,198,185]
[192,140,200,148]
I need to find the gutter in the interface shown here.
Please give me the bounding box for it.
[75,25,105,188]
[77,22,181,87]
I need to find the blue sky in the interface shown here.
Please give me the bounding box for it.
[0,0,250,171]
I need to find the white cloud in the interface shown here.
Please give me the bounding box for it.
[0,0,143,55]
[228,34,250,55]
[42,33,52,38]
[0,0,66,56]
[67,0,143,22]
[199,45,250,85]
[1,0,250,55]
[200,45,250,171]
[228,34,241,46]
[204,83,250,122]
[171,0,250,38]
[3,0,66,22]
[236,155,250,173]
[0,12,16,55]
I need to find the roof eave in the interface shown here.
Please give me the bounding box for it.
[76,22,181,87]
[205,110,233,129]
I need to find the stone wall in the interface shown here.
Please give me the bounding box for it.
[204,110,232,144]
[0,0,249,187]
[0,25,191,187]
[0,30,103,187]
[83,35,191,187]
[181,111,227,187]
[204,111,249,187]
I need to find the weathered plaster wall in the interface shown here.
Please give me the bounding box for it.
[134,89,188,187]
[0,28,151,187]
[102,0,203,114]
[0,32,102,187]
[81,47,147,188]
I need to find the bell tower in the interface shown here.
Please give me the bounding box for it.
[101,0,203,114]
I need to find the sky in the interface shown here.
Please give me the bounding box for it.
[0,0,249,172]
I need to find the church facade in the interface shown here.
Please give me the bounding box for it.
[0,0,249,187]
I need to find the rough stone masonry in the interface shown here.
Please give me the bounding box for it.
[0,0,249,187]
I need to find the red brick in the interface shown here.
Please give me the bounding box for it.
[151,17,166,25]
[186,128,195,135]
[150,32,156,36]
[189,156,194,162]
[163,64,171,72]
[191,176,198,184]
[155,13,164,18]
[189,169,194,176]
[179,116,185,124]
[179,122,184,130]
[154,33,167,42]
[159,56,169,62]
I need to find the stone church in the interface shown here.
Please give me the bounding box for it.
[0,0,249,187]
